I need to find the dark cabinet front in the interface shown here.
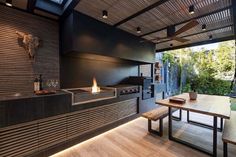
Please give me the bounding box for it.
[0,98,138,157]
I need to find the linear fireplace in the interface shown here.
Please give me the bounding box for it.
[63,78,117,105]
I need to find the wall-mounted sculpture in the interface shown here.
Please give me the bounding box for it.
[16,31,40,59]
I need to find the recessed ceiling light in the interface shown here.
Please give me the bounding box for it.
[136,27,141,34]
[102,10,108,19]
[189,5,194,14]
[6,0,12,7]
[209,35,213,40]
[170,43,173,47]
[202,24,206,31]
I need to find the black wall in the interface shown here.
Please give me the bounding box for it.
[60,54,139,88]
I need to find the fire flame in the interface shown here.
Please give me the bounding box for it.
[92,77,100,93]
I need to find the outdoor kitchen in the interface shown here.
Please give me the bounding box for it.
[0,0,236,157]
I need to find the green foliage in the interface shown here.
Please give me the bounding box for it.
[216,41,235,72]
[164,40,235,96]
[231,98,236,111]
[162,53,175,65]
[182,83,191,92]
[182,76,231,95]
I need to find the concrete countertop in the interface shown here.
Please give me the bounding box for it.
[0,90,70,102]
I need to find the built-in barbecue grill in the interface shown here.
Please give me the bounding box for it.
[109,84,139,95]
[126,76,154,100]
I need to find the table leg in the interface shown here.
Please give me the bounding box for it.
[213,116,217,157]
[168,107,172,139]
[223,142,228,157]
[220,117,223,132]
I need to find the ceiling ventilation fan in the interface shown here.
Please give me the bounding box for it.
[146,20,199,43]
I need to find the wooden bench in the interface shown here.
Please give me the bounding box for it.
[222,111,236,157]
[142,106,182,136]
[142,106,169,136]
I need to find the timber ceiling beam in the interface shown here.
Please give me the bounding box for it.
[113,0,169,27]
[156,24,233,44]
[156,35,234,53]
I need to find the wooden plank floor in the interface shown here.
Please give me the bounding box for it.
[51,110,236,157]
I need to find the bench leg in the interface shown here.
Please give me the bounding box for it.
[220,117,223,132]
[172,109,182,121]
[223,142,228,157]
[148,119,163,137]
[159,118,163,136]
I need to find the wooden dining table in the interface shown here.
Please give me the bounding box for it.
[156,93,231,157]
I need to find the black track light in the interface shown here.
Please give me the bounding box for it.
[137,27,141,34]
[202,24,206,31]
[102,10,108,19]
[189,5,194,14]
[209,35,213,40]
[6,0,12,7]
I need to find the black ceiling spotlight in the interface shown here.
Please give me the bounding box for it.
[136,27,141,34]
[189,5,195,14]
[202,24,206,31]
[102,10,108,19]
[170,43,173,47]
[6,0,12,7]
[209,35,213,40]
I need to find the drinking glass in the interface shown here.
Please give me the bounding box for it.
[54,80,59,89]
[46,80,52,89]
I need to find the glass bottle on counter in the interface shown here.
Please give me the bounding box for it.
[39,74,43,91]
[34,77,40,93]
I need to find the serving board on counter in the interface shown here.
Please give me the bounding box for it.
[35,90,56,95]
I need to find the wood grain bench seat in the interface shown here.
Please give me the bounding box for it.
[222,111,236,157]
[142,106,169,136]
[142,106,182,136]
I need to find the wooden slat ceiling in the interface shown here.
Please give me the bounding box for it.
[119,0,231,35]
[75,0,234,52]
[74,0,161,25]
[145,9,233,42]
